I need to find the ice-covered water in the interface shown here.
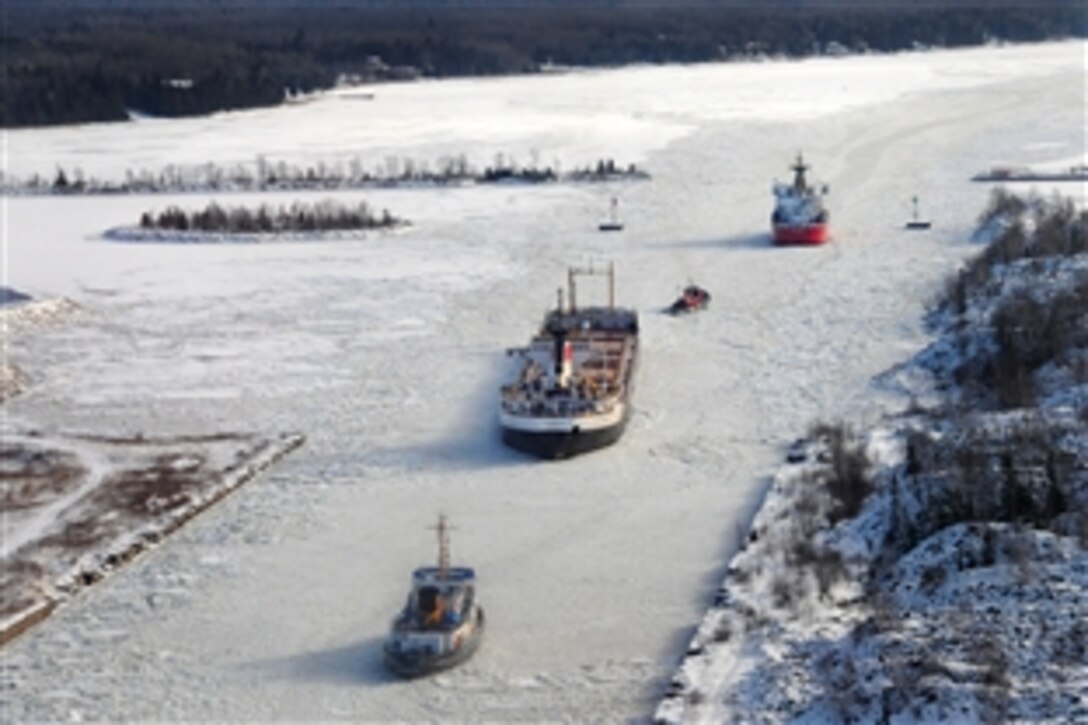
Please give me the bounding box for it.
[2,40,1084,721]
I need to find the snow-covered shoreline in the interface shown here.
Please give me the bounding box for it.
[656,194,1087,723]
[1,431,305,647]
[658,424,1087,722]
[1,292,80,401]
[2,287,309,648]
[0,294,80,332]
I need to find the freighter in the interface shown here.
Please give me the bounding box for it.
[771,153,830,245]
[500,263,639,459]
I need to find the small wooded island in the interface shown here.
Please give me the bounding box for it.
[138,199,401,234]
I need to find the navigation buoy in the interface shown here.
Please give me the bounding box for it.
[906,195,932,230]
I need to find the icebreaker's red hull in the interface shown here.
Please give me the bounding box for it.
[773,223,829,245]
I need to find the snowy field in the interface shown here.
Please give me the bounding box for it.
[3,41,1085,721]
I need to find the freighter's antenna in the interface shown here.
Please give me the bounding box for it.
[567,262,616,310]
[568,267,577,312]
[608,261,615,309]
[431,514,452,580]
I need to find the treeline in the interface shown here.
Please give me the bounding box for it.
[936,189,1087,411]
[137,200,400,234]
[890,187,1088,554]
[4,156,647,195]
[3,2,1084,127]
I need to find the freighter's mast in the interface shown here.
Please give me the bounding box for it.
[566,262,616,311]
[608,261,615,309]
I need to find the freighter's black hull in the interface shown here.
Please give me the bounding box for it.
[502,417,629,460]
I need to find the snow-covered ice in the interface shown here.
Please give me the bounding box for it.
[2,40,1085,721]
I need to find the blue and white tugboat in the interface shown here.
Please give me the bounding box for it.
[500,262,639,459]
[383,515,484,677]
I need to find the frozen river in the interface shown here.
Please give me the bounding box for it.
[3,41,1084,721]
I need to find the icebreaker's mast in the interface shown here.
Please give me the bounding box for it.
[791,152,809,192]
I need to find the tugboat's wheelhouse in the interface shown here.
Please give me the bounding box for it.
[383,516,485,677]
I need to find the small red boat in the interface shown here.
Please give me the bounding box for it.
[668,284,711,315]
[772,154,829,245]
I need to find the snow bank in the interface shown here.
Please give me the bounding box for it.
[0,362,31,403]
[0,296,80,331]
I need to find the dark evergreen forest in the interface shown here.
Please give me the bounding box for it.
[3,1,1084,128]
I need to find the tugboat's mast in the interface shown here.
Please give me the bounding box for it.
[432,514,451,580]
